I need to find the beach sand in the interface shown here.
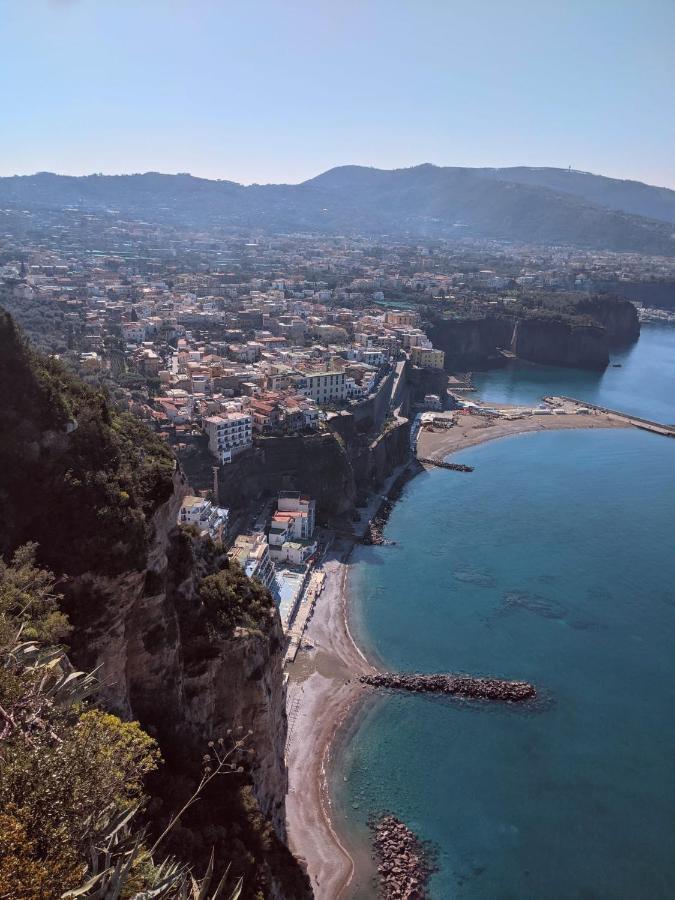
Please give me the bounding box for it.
[417,406,627,461]
[285,543,376,899]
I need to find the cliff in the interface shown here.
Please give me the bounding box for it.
[207,431,356,521]
[0,311,311,898]
[427,313,610,371]
[426,316,514,370]
[510,316,609,369]
[63,473,309,897]
[573,294,640,343]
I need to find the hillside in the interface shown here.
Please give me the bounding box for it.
[0,312,311,899]
[484,167,675,224]
[1,165,674,254]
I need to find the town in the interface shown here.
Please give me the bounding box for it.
[2,218,673,660]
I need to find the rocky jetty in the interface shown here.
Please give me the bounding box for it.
[360,671,536,702]
[370,814,435,899]
[363,466,417,545]
[417,457,474,472]
[364,498,393,545]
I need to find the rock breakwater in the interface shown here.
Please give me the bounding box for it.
[360,671,536,702]
[370,814,435,899]
[417,457,474,472]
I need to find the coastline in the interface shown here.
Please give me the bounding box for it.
[285,411,631,898]
[285,541,376,899]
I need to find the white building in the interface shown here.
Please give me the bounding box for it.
[121,322,146,343]
[268,493,317,563]
[297,371,346,405]
[178,496,229,541]
[228,533,277,592]
[423,393,442,410]
[204,412,253,463]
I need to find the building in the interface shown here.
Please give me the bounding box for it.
[423,393,442,410]
[297,371,346,404]
[204,412,253,463]
[278,492,315,536]
[267,492,317,563]
[411,346,445,369]
[178,495,229,541]
[385,310,418,327]
[227,533,276,591]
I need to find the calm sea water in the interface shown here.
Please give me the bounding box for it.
[472,324,675,425]
[333,325,675,899]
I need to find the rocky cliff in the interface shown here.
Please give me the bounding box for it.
[0,312,311,898]
[426,316,514,370]
[573,294,640,343]
[209,431,356,521]
[62,469,310,898]
[428,313,610,371]
[509,316,609,369]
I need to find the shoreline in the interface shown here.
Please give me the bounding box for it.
[285,540,377,899]
[285,412,632,899]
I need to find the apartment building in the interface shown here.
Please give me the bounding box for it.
[227,533,276,591]
[297,371,346,404]
[204,412,253,463]
[410,346,445,369]
[268,492,317,564]
[178,495,229,540]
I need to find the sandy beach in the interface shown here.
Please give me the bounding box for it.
[417,404,628,462]
[285,405,632,898]
[285,542,376,899]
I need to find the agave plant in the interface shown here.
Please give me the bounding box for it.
[61,803,242,900]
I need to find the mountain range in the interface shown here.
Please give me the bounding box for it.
[2,164,675,254]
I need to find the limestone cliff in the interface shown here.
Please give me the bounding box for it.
[510,316,609,369]
[0,313,311,898]
[426,316,514,370]
[573,295,640,343]
[428,313,610,371]
[64,470,311,898]
[207,431,356,520]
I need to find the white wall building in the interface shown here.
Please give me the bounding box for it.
[297,371,346,405]
[204,412,253,463]
[178,496,229,541]
[228,533,277,592]
[268,492,317,563]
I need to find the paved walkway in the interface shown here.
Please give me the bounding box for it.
[283,569,326,665]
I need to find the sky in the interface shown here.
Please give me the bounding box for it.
[1,0,674,188]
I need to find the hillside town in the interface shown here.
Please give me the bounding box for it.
[1,222,673,659]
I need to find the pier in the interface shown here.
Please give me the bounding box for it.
[548,397,675,438]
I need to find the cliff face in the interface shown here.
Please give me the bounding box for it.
[427,316,514,370]
[428,314,610,371]
[510,317,609,369]
[212,432,356,519]
[0,312,309,896]
[63,471,310,898]
[574,295,640,343]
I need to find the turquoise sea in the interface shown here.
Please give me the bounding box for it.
[333,325,675,899]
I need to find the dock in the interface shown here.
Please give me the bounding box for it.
[548,397,675,438]
[283,569,326,665]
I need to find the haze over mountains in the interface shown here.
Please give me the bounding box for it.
[2,164,675,255]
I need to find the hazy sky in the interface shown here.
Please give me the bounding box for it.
[2,0,674,187]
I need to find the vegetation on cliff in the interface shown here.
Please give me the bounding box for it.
[508,291,640,341]
[0,310,175,576]
[0,546,204,898]
[0,314,311,899]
